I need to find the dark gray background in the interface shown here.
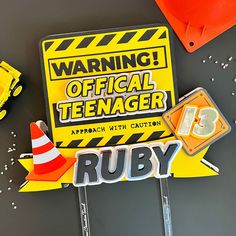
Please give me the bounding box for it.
[0,0,236,235]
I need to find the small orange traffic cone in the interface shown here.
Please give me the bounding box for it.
[26,123,76,182]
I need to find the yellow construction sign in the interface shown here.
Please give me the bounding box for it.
[40,24,178,150]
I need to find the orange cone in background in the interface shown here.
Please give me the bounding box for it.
[155,0,236,52]
[26,123,76,182]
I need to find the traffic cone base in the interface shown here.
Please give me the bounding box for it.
[26,157,76,182]
[155,0,236,52]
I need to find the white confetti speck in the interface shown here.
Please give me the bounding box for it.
[9,179,13,183]
[232,92,235,96]
[202,60,206,63]
[10,158,14,162]
[13,206,17,209]
[211,78,215,82]
[1,172,3,175]
[228,56,233,61]
[11,162,15,165]
[7,187,11,191]
[11,202,15,206]
[0,190,2,193]
[208,56,212,60]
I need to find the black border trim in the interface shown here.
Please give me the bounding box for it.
[39,23,179,144]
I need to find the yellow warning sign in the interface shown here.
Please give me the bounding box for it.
[40,24,178,150]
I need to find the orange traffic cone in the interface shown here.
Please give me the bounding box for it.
[26,122,76,182]
[155,0,236,52]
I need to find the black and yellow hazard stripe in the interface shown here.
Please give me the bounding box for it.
[43,26,168,53]
[56,130,167,148]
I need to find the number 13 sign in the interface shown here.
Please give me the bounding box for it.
[163,88,231,155]
[177,106,219,138]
